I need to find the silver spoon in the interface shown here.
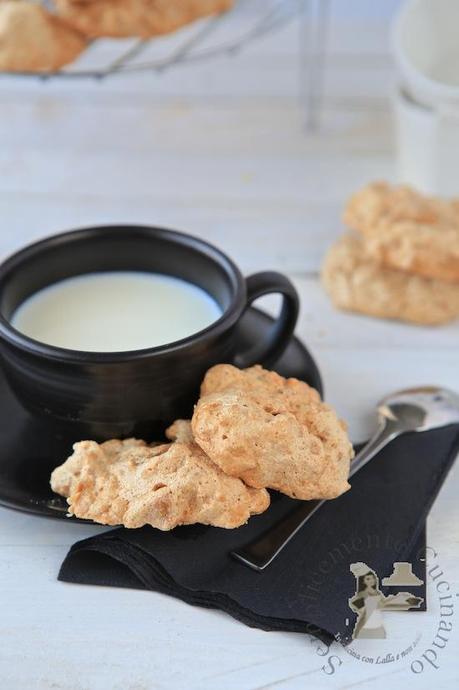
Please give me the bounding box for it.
[231,386,459,572]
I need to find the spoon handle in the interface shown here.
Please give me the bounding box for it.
[231,419,400,572]
[349,418,400,478]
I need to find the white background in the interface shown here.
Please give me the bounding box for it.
[0,1,458,688]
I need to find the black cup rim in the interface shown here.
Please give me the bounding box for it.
[0,225,246,363]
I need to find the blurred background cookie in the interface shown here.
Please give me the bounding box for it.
[55,0,233,39]
[322,232,459,326]
[0,1,86,72]
[344,182,459,285]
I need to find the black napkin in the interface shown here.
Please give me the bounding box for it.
[59,425,459,645]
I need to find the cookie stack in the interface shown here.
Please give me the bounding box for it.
[51,364,354,530]
[0,0,233,73]
[322,182,459,325]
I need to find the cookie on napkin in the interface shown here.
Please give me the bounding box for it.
[191,364,353,500]
[321,232,459,325]
[51,425,270,529]
[0,2,86,72]
[343,181,459,284]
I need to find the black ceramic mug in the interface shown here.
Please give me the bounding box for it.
[0,226,299,440]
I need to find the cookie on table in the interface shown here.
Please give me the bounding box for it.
[0,2,86,72]
[55,0,233,39]
[191,364,353,501]
[343,181,459,284]
[321,232,459,325]
[50,423,270,529]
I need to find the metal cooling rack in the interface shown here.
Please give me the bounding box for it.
[3,0,330,130]
[7,0,303,79]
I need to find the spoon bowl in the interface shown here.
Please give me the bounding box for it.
[378,386,459,433]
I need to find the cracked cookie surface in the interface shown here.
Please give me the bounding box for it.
[191,364,353,500]
[50,424,269,529]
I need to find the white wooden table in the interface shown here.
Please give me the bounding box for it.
[0,6,458,689]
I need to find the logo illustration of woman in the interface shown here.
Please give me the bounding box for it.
[349,562,423,640]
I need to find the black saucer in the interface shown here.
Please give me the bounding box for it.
[0,307,322,522]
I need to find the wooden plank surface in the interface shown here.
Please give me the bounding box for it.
[0,5,458,689]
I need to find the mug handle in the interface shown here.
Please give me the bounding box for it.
[234,271,299,369]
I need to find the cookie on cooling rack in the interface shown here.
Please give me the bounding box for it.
[0,1,86,72]
[55,0,234,39]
